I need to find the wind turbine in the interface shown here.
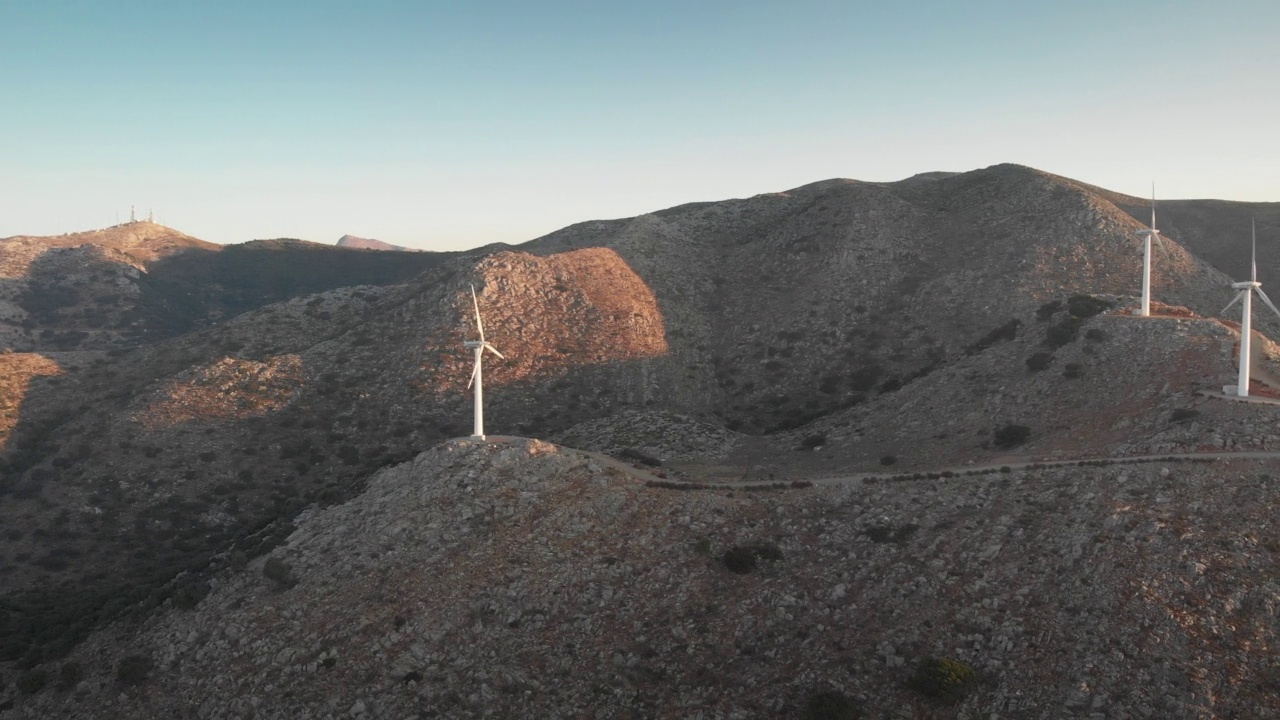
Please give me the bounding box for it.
[1135,184,1167,317]
[464,284,504,439]
[1222,219,1280,397]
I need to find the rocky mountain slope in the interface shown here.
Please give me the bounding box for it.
[9,439,1280,719]
[3,164,1280,714]
[0,223,452,351]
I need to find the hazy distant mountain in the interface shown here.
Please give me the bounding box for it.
[336,234,412,251]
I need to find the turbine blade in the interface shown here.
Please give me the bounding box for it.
[485,343,505,360]
[471,284,485,342]
[1150,181,1156,229]
[1223,291,1246,316]
[1153,232,1169,256]
[466,358,480,389]
[1253,218,1259,283]
[1256,288,1280,321]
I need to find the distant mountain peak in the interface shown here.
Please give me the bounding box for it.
[336,234,410,251]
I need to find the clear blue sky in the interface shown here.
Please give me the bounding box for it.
[2,1,1277,250]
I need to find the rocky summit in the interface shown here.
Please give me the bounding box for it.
[3,164,1280,718]
[11,439,1280,719]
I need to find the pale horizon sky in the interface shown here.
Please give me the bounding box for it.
[2,1,1277,251]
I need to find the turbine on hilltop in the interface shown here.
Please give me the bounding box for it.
[1221,220,1280,398]
[1135,184,1168,317]
[464,284,504,439]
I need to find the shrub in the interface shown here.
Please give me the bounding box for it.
[1036,300,1062,321]
[17,668,48,695]
[617,448,661,467]
[263,557,297,589]
[802,690,863,719]
[1062,363,1083,379]
[907,656,975,703]
[1043,317,1081,348]
[864,524,918,545]
[798,434,827,451]
[1067,293,1112,319]
[58,661,83,690]
[1025,352,1053,372]
[116,654,153,686]
[1084,328,1106,342]
[879,455,897,466]
[966,318,1021,355]
[722,546,757,574]
[993,424,1030,449]
[1171,408,1200,423]
[722,542,783,574]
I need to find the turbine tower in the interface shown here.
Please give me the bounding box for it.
[1222,220,1280,397]
[463,284,504,439]
[1135,184,1166,317]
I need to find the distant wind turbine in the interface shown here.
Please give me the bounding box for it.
[1221,219,1280,397]
[464,284,504,439]
[1135,184,1167,317]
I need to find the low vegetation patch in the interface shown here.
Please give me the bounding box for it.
[116,655,153,686]
[617,448,662,467]
[863,524,918,545]
[1067,293,1112,319]
[1025,352,1053,372]
[907,656,975,703]
[993,424,1031,449]
[722,541,784,574]
[802,689,863,719]
[965,318,1021,355]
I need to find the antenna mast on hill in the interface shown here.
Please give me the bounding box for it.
[147,209,153,223]
[130,206,136,223]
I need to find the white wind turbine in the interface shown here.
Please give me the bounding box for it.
[1222,220,1280,397]
[1135,184,1167,317]
[463,284,504,439]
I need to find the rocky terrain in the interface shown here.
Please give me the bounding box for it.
[3,164,1280,716]
[8,439,1280,719]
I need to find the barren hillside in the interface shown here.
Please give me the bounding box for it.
[3,165,1280,715]
[10,439,1280,719]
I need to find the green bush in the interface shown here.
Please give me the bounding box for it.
[966,318,1021,355]
[1043,317,1081,348]
[1171,408,1200,423]
[1036,300,1062,321]
[1067,294,1112,319]
[58,661,83,690]
[879,455,897,466]
[17,668,48,695]
[864,524,918,545]
[797,434,827,451]
[722,542,783,574]
[1084,328,1106,341]
[722,546,756,574]
[907,656,975,703]
[993,424,1030,449]
[1062,363,1083,379]
[617,448,661,467]
[116,654,153,686]
[802,690,863,719]
[263,557,298,589]
[1025,352,1053,372]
